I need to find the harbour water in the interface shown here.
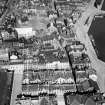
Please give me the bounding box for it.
[89,0,105,62]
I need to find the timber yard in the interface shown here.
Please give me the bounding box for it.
[0,0,105,105]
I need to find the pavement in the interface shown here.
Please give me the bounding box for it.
[75,15,105,92]
[10,69,23,105]
[72,0,105,92]
[1,1,105,105]
[56,91,65,105]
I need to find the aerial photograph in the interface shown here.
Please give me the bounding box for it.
[0,0,105,105]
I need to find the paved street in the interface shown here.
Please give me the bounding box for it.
[0,0,105,105]
[75,14,105,92]
[10,69,23,105]
[56,91,65,105]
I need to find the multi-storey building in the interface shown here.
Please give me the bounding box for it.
[0,0,105,105]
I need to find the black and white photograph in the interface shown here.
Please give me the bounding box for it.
[0,0,105,105]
